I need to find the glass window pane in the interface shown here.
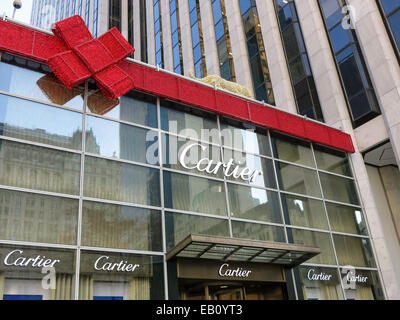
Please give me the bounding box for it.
[191,22,200,46]
[299,266,343,300]
[222,149,276,189]
[380,0,400,14]
[330,24,351,53]
[326,203,367,236]
[288,228,336,265]
[319,173,359,205]
[281,194,329,230]
[334,235,376,268]
[161,102,219,144]
[86,116,159,165]
[282,24,299,61]
[220,122,270,156]
[276,162,322,198]
[314,145,351,176]
[84,156,161,207]
[80,250,164,300]
[0,94,82,150]
[0,58,84,110]
[271,133,314,167]
[0,244,76,300]
[0,189,78,245]
[231,221,286,242]
[289,55,305,84]
[228,184,282,224]
[388,10,400,51]
[163,171,227,216]
[165,211,230,250]
[214,20,225,40]
[87,91,158,128]
[0,139,81,195]
[162,133,223,179]
[81,201,162,251]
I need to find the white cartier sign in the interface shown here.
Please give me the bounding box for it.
[307,269,333,281]
[218,263,252,278]
[179,143,263,182]
[3,249,60,268]
[94,255,140,272]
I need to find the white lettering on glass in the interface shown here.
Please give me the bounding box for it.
[3,249,60,268]
[94,256,140,273]
[218,263,252,278]
[179,143,262,182]
[307,269,333,281]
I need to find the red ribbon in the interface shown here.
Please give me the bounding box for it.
[47,15,135,100]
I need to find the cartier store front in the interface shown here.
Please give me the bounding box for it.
[0,45,386,300]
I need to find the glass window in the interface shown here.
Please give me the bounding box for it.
[314,145,351,176]
[231,221,286,242]
[380,0,399,14]
[319,173,359,205]
[162,133,223,179]
[228,184,282,224]
[276,162,322,198]
[85,116,159,165]
[341,269,385,300]
[220,122,270,156]
[281,194,329,230]
[79,250,164,300]
[271,133,314,167]
[0,94,82,150]
[81,201,162,252]
[0,189,78,245]
[165,212,230,250]
[333,235,376,268]
[0,58,84,110]
[0,139,81,195]
[222,149,276,189]
[326,203,367,236]
[288,228,336,265]
[388,8,400,50]
[84,156,161,207]
[87,91,157,128]
[161,102,219,144]
[0,244,76,300]
[299,266,343,300]
[163,171,227,216]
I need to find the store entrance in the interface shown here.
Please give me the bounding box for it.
[180,280,287,300]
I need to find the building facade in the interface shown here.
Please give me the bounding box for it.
[0,0,395,300]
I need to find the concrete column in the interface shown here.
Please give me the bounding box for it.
[161,0,173,71]
[199,0,220,76]
[178,0,194,77]
[256,0,297,113]
[295,0,400,300]
[133,0,141,61]
[146,0,155,66]
[121,0,128,40]
[347,0,400,167]
[225,1,254,95]
[97,0,108,35]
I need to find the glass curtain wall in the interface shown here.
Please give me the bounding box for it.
[0,52,384,300]
[273,0,324,122]
[189,0,207,78]
[170,0,184,75]
[128,0,134,51]
[154,0,164,68]
[377,0,400,60]
[239,0,275,105]
[318,0,380,127]
[211,0,236,81]
[93,0,99,38]
[140,0,148,63]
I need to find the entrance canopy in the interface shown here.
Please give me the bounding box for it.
[167,234,320,267]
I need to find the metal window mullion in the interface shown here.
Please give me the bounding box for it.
[74,80,88,300]
[157,96,169,300]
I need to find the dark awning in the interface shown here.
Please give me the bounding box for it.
[166,234,321,267]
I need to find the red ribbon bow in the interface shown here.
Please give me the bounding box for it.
[47,15,135,100]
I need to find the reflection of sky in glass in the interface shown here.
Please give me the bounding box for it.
[294,199,305,211]
[355,210,362,225]
[250,187,269,206]
[86,116,121,157]
[0,94,82,138]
